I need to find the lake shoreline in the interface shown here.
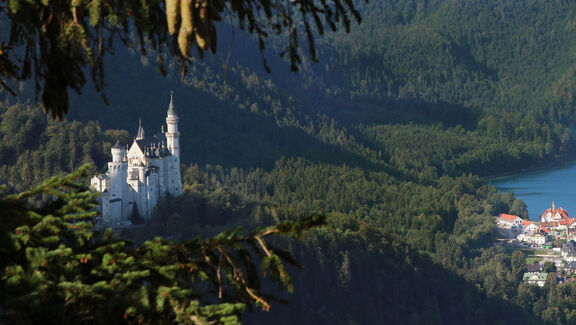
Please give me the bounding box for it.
[484,152,576,181]
[489,152,576,220]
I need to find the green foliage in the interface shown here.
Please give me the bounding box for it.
[510,199,529,219]
[246,217,541,325]
[359,123,562,178]
[181,158,510,253]
[0,0,365,118]
[0,102,129,191]
[542,262,556,273]
[0,165,323,324]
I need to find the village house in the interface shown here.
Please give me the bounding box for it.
[517,231,548,246]
[562,240,576,262]
[522,220,539,234]
[516,219,553,247]
[496,213,523,229]
[569,222,576,237]
[523,272,548,287]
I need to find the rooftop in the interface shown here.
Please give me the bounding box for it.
[498,213,521,222]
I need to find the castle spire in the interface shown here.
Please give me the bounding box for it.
[136,118,145,140]
[168,91,175,116]
[165,91,180,159]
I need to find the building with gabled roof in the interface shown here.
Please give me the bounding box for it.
[568,221,576,237]
[562,240,576,261]
[497,213,523,228]
[526,262,541,273]
[523,272,548,287]
[522,220,539,234]
[91,93,182,225]
[541,202,570,222]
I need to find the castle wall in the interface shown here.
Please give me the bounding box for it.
[110,199,123,223]
[146,168,159,216]
[168,156,182,195]
[98,191,111,223]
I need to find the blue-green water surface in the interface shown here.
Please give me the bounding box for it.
[490,162,576,221]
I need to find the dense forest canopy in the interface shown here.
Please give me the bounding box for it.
[4,0,576,324]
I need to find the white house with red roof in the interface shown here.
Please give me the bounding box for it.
[541,202,570,222]
[521,220,539,234]
[497,213,523,229]
[517,220,549,245]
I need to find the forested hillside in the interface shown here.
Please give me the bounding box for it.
[4,0,576,323]
[52,0,575,175]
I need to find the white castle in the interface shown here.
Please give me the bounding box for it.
[91,93,182,224]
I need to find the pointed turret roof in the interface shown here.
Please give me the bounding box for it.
[112,140,123,149]
[137,118,145,140]
[168,91,176,116]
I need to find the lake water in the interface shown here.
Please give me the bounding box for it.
[490,162,576,221]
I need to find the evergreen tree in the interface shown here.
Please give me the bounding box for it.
[0,165,324,324]
[0,0,364,118]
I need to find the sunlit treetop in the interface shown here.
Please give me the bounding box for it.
[0,0,366,120]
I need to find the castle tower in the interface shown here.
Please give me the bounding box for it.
[108,141,128,222]
[111,140,124,162]
[165,91,180,159]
